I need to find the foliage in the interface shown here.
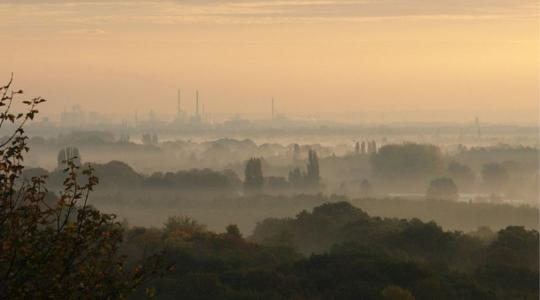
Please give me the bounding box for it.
[145,168,237,191]
[305,149,320,186]
[0,77,161,299]
[27,160,241,194]
[286,149,321,190]
[426,177,459,201]
[288,168,304,187]
[57,146,81,169]
[447,161,475,191]
[371,143,445,189]
[382,285,416,300]
[360,179,374,197]
[164,216,207,239]
[481,163,509,192]
[265,176,289,190]
[125,202,538,300]
[455,145,538,172]
[243,158,264,192]
[226,224,242,238]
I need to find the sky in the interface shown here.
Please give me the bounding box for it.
[0,0,538,124]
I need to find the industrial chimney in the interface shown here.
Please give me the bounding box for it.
[196,90,199,117]
[177,89,181,118]
[272,97,275,119]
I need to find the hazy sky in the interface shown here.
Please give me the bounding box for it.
[0,0,538,123]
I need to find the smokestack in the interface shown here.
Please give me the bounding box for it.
[177,89,181,118]
[196,90,199,117]
[475,116,481,138]
[271,97,275,119]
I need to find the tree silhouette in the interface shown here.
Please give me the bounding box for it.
[226,224,242,238]
[306,149,320,186]
[57,146,81,169]
[359,179,373,197]
[447,161,475,191]
[426,177,459,201]
[244,158,264,192]
[0,76,162,299]
[482,163,509,192]
[371,143,445,190]
[288,168,303,187]
[382,285,416,300]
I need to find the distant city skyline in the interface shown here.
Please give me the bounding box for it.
[45,102,537,126]
[1,0,538,124]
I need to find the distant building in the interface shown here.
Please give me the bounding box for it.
[118,133,130,143]
[148,110,158,125]
[60,105,86,126]
[57,146,81,169]
[142,133,159,146]
[367,140,378,154]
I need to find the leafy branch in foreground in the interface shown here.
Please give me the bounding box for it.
[0,75,164,299]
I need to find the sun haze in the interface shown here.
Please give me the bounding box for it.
[0,0,538,123]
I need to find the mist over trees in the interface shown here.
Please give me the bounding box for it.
[244,158,264,193]
[426,177,459,201]
[306,149,320,186]
[0,79,161,299]
[19,135,540,234]
[2,78,538,299]
[359,179,374,198]
[482,163,510,192]
[447,161,475,191]
[19,135,539,230]
[283,149,322,191]
[20,126,539,203]
[2,0,539,295]
[56,146,81,169]
[116,201,538,299]
[371,143,445,191]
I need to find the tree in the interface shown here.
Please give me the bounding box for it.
[244,158,264,192]
[359,179,373,197]
[382,285,416,300]
[0,77,161,299]
[164,216,206,240]
[57,146,81,169]
[371,143,445,190]
[482,163,509,192]
[288,168,303,187]
[291,143,301,162]
[306,149,320,186]
[484,226,539,270]
[447,161,475,191]
[287,150,320,189]
[426,177,459,201]
[266,176,289,190]
[361,141,366,154]
[226,224,242,238]
[141,133,152,145]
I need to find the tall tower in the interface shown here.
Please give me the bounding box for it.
[177,89,181,118]
[271,97,275,119]
[202,103,205,121]
[475,116,481,138]
[196,90,199,117]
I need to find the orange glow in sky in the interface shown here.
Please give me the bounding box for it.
[1,0,538,123]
